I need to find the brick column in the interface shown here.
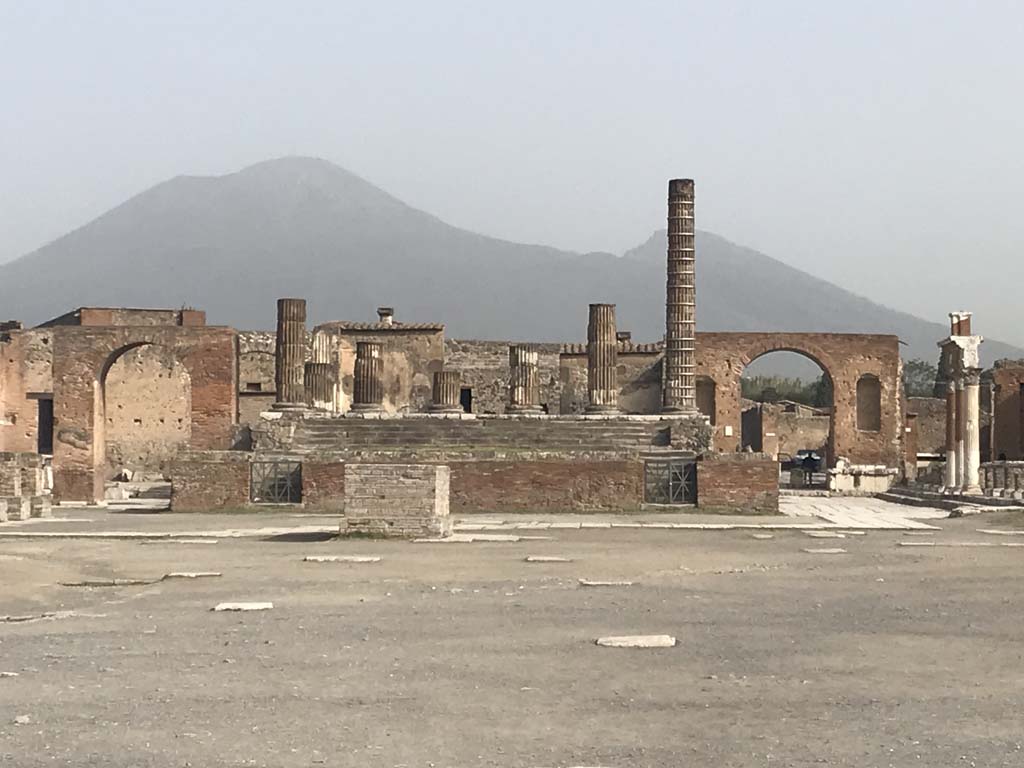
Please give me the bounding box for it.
[508,344,542,414]
[429,370,462,413]
[663,178,697,413]
[351,341,384,413]
[586,303,619,414]
[274,298,307,408]
[304,362,337,411]
[943,380,958,492]
[962,367,983,494]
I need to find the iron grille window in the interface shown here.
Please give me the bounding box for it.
[644,458,697,505]
[251,461,302,504]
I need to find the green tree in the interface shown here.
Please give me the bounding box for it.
[903,359,938,397]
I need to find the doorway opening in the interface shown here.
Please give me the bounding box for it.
[741,351,834,489]
[460,387,473,413]
[36,397,54,455]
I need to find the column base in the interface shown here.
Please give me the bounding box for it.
[961,484,983,496]
[349,403,384,413]
[507,405,543,415]
[428,405,464,414]
[585,405,621,415]
[272,401,307,411]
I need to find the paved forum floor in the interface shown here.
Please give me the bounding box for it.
[2,501,1024,767]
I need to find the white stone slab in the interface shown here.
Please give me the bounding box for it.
[212,602,273,612]
[805,531,846,539]
[578,579,634,587]
[750,533,774,540]
[303,555,381,563]
[801,548,847,555]
[977,529,1024,536]
[899,541,1024,548]
[163,572,222,579]
[524,556,572,563]
[596,634,676,648]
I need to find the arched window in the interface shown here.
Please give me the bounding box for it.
[856,375,882,432]
[696,377,716,426]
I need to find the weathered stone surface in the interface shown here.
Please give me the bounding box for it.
[586,304,619,413]
[212,602,273,612]
[341,463,451,538]
[274,298,307,407]
[578,579,634,587]
[663,178,696,414]
[303,555,381,563]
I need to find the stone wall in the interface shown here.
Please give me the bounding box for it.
[303,460,346,511]
[341,463,451,537]
[104,344,192,473]
[991,361,1024,460]
[169,451,250,511]
[238,331,279,427]
[443,340,562,414]
[450,460,643,513]
[980,460,1024,499]
[907,396,947,455]
[40,308,206,327]
[559,347,662,414]
[697,453,779,515]
[0,328,54,454]
[0,452,52,522]
[317,325,444,414]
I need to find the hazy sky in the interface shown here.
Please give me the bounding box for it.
[3,2,1022,344]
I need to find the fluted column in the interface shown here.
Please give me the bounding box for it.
[429,370,462,413]
[943,380,958,492]
[508,344,542,414]
[274,298,307,408]
[586,303,619,414]
[351,341,384,413]
[962,367,983,494]
[663,178,697,413]
[304,362,337,411]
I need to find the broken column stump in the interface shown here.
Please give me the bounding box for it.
[340,464,451,538]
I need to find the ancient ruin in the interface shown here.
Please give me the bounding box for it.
[0,178,1009,524]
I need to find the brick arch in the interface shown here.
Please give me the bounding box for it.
[51,326,237,502]
[695,332,903,468]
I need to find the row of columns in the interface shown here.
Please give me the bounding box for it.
[941,312,984,495]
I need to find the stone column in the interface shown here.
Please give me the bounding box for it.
[429,370,462,413]
[962,367,983,494]
[943,380,958,493]
[351,341,384,413]
[663,178,697,413]
[586,303,619,414]
[304,362,337,411]
[956,375,966,490]
[274,298,307,408]
[508,344,542,414]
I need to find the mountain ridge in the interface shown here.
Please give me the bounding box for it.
[1,156,1019,369]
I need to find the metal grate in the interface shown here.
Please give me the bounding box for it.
[644,458,697,505]
[251,461,302,504]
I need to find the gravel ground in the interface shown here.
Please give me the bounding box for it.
[2,510,1024,767]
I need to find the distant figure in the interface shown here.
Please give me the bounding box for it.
[999,452,1008,462]
[801,453,817,487]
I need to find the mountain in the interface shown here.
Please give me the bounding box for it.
[1,156,1019,372]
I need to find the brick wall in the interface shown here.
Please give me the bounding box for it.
[698,452,779,515]
[450,460,643,513]
[303,460,346,510]
[169,451,249,511]
[992,362,1024,460]
[907,396,948,455]
[342,463,451,537]
[444,340,563,414]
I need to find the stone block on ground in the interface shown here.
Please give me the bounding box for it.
[595,635,676,648]
[2,497,30,521]
[29,495,52,518]
[340,464,451,539]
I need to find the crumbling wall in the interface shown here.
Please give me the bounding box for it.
[104,344,192,473]
[0,329,54,454]
[238,332,278,425]
[444,340,562,414]
[558,346,662,415]
[907,396,948,455]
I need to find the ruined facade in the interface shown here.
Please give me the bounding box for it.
[0,179,920,514]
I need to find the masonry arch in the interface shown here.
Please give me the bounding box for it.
[97,342,192,476]
[694,332,903,470]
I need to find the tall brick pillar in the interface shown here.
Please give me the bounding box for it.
[304,362,337,411]
[430,370,462,413]
[274,298,307,409]
[663,178,697,413]
[352,341,384,413]
[586,303,619,414]
[508,344,542,414]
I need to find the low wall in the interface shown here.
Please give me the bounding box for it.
[981,461,1024,499]
[450,460,643,514]
[697,453,779,515]
[341,463,451,538]
[170,451,250,511]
